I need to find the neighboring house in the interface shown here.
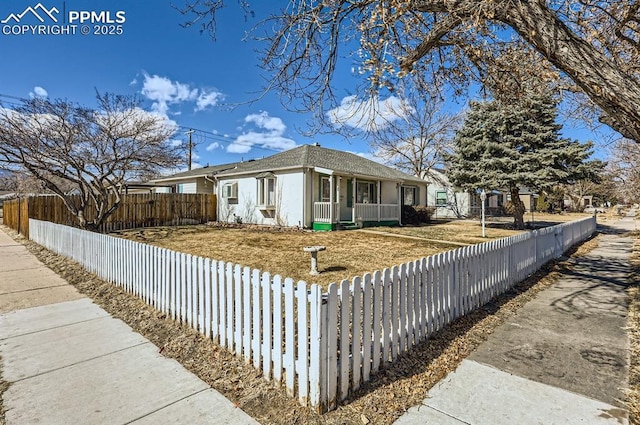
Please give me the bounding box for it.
[151,163,237,194]
[424,169,473,219]
[424,169,538,218]
[154,144,428,230]
[564,195,594,211]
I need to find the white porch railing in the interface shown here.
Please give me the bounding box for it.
[354,203,398,222]
[313,202,339,223]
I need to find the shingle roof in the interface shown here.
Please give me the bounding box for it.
[152,162,237,182]
[217,144,426,184]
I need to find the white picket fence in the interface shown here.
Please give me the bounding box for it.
[28,216,595,412]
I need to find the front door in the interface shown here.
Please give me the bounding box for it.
[340,178,353,221]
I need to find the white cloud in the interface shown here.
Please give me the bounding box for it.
[170,139,183,147]
[206,142,220,151]
[139,73,224,116]
[140,73,197,115]
[328,95,409,132]
[29,86,48,98]
[195,90,223,111]
[226,111,296,154]
[129,77,138,86]
[244,111,286,133]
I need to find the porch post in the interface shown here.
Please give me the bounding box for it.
[378,181,381,222]
[329,175,334,225]
[397,184,402,225]
[352,177,357,222]
[336,176,341,223]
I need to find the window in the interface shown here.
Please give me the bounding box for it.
[258,177,276,207]
[356,181,378,204]
[436,191,448,206]
[403,186,417,206]
[321,177,331,202]
[222,182,238,198]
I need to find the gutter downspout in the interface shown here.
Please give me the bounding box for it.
[204,175,216,193]
[204,174,218,222]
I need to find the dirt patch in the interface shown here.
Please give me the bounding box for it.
[627,231,640,424]
[0,225,602,425]
[113,225,459,288]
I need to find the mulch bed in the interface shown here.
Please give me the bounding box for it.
[0,226,602,424]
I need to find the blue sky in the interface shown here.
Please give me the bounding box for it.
[0,0,611,171]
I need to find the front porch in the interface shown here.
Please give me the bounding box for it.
[312,202,400,230]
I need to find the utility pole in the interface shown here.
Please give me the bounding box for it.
[185,129,195,170]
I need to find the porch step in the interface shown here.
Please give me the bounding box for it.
[337,222,359,230]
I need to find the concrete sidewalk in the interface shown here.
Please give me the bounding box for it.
[0,227,258,425]
[396,213,636,425]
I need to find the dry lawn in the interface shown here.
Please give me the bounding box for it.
[113,215,597,288]
[371,213,593,243]
[114,226,463,288]
[627,231,640,424]
[0,225,604,425]
[368,220,521,244]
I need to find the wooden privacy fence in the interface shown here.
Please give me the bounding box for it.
[28,216,596,412]
[2,198,29,237]
[4,193,217,237]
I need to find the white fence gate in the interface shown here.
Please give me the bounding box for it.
[29,216,596,412]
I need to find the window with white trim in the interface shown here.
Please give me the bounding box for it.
[257,177,276,207]
[436,191,448,206]
[222,182,238,204]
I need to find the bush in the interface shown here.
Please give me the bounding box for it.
[402,205,435,225]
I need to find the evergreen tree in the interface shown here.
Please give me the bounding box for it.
[446,94,602,229]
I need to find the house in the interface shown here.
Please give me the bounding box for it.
[154,144,428,230]
[424,169,471,219]
[424,169,538,218]
[151,163,238,194]
[564,194,594,211]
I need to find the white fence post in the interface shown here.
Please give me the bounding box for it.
[339,279,350,401]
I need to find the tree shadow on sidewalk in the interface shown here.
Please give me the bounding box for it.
[338,237,603,419]
[549,256,631,319]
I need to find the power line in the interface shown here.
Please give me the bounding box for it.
[176,125,284,154]
[0,93,286,156]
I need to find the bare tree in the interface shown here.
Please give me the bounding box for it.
[0,171,19,192]
[0,94,184,231]
[563,180,599,211]
[608,138,640,203]
[180,1,640,142]
[0,170,76,197]
[366,82,459,178]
